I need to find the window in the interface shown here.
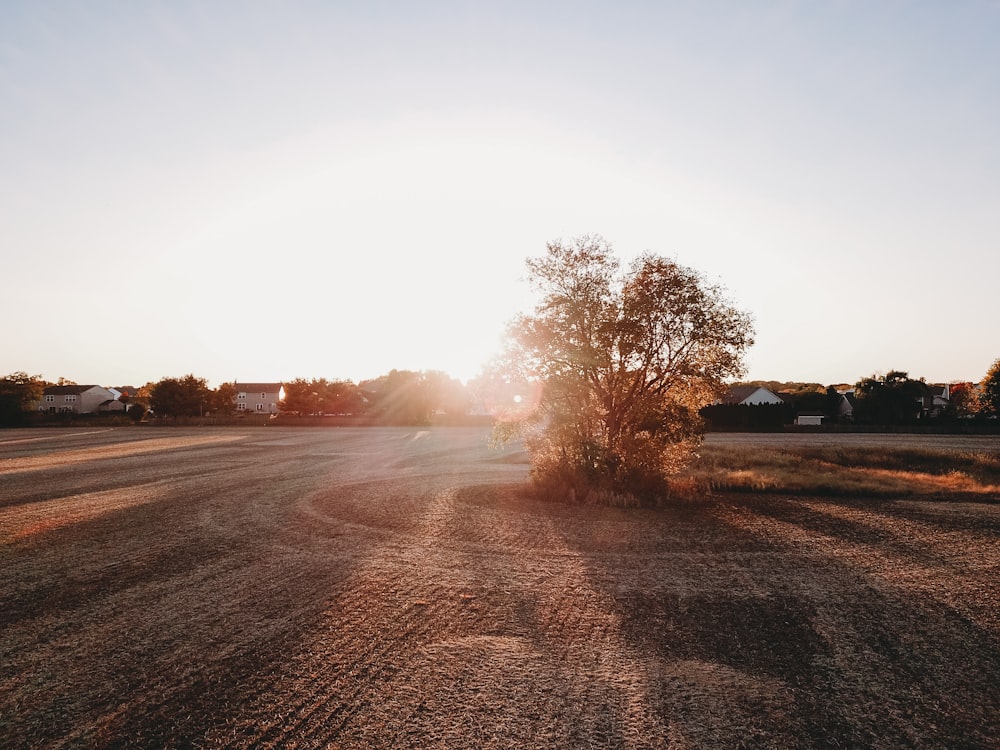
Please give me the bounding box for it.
[261,392,266,400]
[65,395,76,402]
[237,392,246,400]
[45,395,54,402]
[256,403,264,411]
[237,403,246,411]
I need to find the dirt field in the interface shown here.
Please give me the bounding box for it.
[2,427,998,749]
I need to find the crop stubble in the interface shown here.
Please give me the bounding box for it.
[1,427,998,748]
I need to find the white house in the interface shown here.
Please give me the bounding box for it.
[838,390,857,420]
[721,385,786,406]
[39,385,122,414]
[234,383,284,414]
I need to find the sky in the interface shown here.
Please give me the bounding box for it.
[2,1,998,389]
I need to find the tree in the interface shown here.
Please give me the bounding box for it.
[0,372,44,425]
[979,359,1000,418]
[316,379,364,415]
[853,370,926,425]
[279,378,320,416]
[787,388,826,413]
[133,383,154,410]
[942,381,977,421]
[149,375,211,418]
[421,370,470,418]
[361,370,433,424]
[493,235,754,503]
[208,382,238,416]
[279,378,365,416]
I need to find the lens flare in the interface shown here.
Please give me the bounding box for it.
[485,379,543,423]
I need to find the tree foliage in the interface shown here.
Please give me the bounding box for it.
[853,370,926,425]
[149,375,211,418]
[129,384,154,410]
[279,378,318,416]
[938,381,976,420]
[320,379,365,415]
[278,372,468,422]
[742,380,824,395]
[419,370,471,418]
[979,358,1000,418]
[0,372,45,425]
[699,403,792,431]
[280,378,364,416]
[493,235,754,503]
[207,382,238,416]
[361,370,434,425]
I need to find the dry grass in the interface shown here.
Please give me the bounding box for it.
[678,443,1000,500]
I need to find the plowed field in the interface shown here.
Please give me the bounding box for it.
[2,427,998,748]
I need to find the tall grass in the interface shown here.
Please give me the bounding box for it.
[674,445,1000,499]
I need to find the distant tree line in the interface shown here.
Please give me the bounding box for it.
[702,363,1000,430]
[0,369,475,426]
[3,358,1000,429]
[138,370,473,424]
[278,370,471,424]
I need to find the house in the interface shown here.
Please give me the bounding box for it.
[234,383,284,414]
[39,385,122,414]
[921,384,951,418]
[720,385,785,406]
[837,390,857,420]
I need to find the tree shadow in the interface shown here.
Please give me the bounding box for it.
[543,491,1000,749]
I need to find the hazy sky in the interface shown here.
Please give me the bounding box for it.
[2,1,998,388]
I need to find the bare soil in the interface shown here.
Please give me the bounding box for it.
[1,427,998,749]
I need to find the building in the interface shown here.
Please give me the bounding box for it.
[39,385,122,414]
[795,412,825,426]
[720,385,785,406]
[837,390,857,420]
[234,383,284,414]
[921,385,951,418]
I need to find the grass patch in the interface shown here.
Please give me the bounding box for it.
[676,444,1000,499]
